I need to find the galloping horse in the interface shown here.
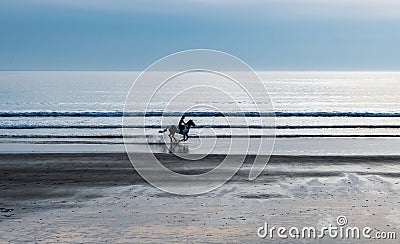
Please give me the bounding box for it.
[159,119,196,142]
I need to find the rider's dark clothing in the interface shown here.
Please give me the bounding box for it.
[178,117,186,134]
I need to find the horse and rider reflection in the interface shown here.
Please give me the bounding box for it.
[167,142,189,154]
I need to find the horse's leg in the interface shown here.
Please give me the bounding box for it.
[168,127,176,143]
[168,134,173,143]
[171,132,177,142]
[167,128,173,143]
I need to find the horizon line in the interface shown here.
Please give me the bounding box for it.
[1,69,400,72]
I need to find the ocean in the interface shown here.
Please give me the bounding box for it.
[1,71,400,155]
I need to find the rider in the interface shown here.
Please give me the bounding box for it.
[178,115,186,134]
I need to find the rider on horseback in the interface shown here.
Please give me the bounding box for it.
[159,116,195,142]
[178,115,186,134]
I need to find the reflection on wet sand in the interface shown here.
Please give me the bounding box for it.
[149,143,189,154]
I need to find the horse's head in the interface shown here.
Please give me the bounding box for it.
[187,119,196,127]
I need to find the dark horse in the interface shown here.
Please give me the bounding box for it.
[159,119,196,142]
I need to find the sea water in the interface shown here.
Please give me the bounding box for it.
[1,71,399,155]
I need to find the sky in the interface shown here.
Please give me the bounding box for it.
[1,0,400,71]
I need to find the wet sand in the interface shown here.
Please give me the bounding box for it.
[0,153,399,243]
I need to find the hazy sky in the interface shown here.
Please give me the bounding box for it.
[1,0,400,70]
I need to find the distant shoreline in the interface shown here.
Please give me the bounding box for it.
[2,152,400,159]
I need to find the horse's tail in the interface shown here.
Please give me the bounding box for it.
[159,128,168,133]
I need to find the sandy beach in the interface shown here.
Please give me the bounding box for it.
[0,153,398,243]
